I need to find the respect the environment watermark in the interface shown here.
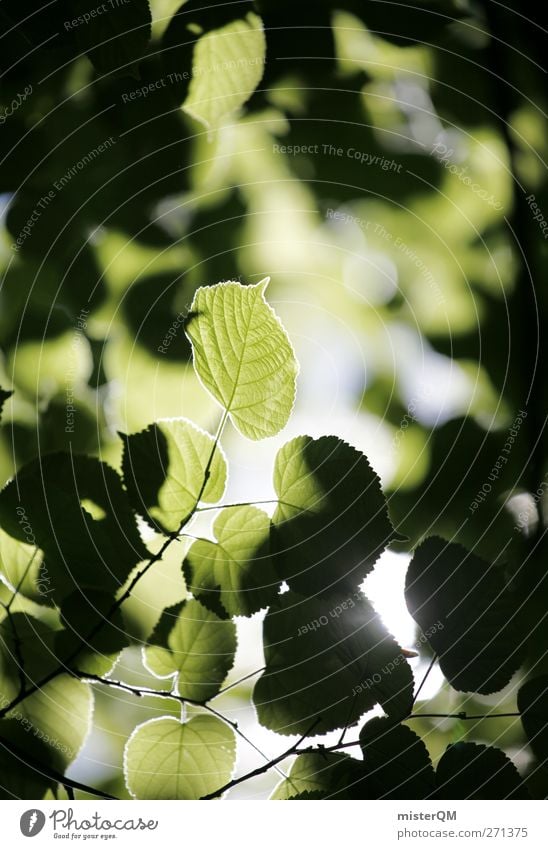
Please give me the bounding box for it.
[64,0,131,31]
[11,137,117,252]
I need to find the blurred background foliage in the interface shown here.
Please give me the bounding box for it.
[0,0,546,798]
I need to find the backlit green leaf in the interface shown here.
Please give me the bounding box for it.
[121,418,227,533]
[10,675,92,770]
[183,11,266,128]
[125,715,235,799]
[0,530,51,606]
[144,599,236,702]
[183,505,279,617]
[185,280,298,440]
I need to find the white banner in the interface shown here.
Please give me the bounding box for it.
[2,800,545,848]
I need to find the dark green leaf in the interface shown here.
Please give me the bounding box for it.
[0,719,58,800]
[121,418,227,534]
[359,717,435,799]
[55,589,129,677]
[435,742,529,799]
[73,0,152,76]
[144,599,236,702]
[0,454,148,603]
[405,537,524,694]
[518,675,548,767]
[253,590,413,735]
[272,435,395,596]
[271,751,361,799]
[0,388,12,421]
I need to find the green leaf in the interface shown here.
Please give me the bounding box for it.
[185,280,298,440]
[0,667,93,799]
[183,505,279,617]
[272,435,394,596]
[183,11,266,128]
[125,715,236,799]
[271,751,358,799]
[0,614,59,702]
[0,719,58,799]
[73,0,152,76]
[435,742,529,799]
[518,675,548,767]
[55,589,129,677]
[405,537,524,694]
[0,530,52,606]
[0,453,148,603]
[359,717,435,799]
[253,590,413,735]
[144,599,236,702]
[0,388,12,421]
[121,418,227,533]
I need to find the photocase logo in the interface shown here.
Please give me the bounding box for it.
[20,810,46,837]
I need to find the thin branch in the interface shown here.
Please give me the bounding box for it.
[412,653,437,707]
[216,667,265,696]
[410,712,520,721]
[76,672,286,780]
[196,499,298,514]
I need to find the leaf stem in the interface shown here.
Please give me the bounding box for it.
[409,712,520,721]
